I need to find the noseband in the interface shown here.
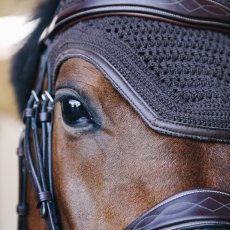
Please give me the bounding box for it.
[17,0,230,229]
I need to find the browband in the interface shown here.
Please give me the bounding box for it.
[41,0,230,42]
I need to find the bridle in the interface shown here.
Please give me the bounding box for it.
[16,0,230,229]
[17,41,58,229]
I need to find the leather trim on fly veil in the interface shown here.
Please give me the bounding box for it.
[51,48,230,143]
[40,0,230,42]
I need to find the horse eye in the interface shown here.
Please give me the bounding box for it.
[60,97,93,127]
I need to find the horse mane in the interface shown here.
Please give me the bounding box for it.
[11,0,59,115]
[11,0,230,116]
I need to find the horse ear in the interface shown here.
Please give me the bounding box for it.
[10,0,59,117]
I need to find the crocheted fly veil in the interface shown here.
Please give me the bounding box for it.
[49,16,230,143]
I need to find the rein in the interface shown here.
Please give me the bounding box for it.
[17,0,230,229]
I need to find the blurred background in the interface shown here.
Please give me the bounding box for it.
[0,0,37,229]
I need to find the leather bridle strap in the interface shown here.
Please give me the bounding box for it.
[40,0,230,42]
[17,131,28,229]
[18,41,59,230]
[126,189,230,229]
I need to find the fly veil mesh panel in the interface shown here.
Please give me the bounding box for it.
[49,16,230,139]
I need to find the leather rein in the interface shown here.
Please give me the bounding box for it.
[17,0,230,229]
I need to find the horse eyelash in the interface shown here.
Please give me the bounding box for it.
[54,89,84,104]
[54,86,91,103]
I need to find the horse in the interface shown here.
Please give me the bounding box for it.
[11,0,230,229]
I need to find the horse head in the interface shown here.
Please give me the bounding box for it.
[12,0,230,229]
